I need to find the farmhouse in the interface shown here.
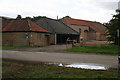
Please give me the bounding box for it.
[36,17,80,44]
[60,17,107,41]
[2,16,50,46]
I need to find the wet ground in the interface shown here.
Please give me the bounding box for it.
[1,41,118,70]
[2,50,118,69]
[46,62,109,70]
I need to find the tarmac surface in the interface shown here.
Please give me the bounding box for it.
[2,49,118,68]
[1,41,118,68]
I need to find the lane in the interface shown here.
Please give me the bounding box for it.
[2,50,118,67]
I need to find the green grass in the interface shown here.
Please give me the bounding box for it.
[1,46,35,49]
[67,45,120,55]
[2,60,118,78]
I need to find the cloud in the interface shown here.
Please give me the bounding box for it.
[0,0,119,23]
[94,2,118,10]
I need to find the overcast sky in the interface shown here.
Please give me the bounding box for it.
[0,0,119,23]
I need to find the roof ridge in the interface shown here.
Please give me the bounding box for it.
[65,17,97,23]
[41,17,59,21]
[0,16,13,19]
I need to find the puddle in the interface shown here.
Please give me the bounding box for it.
[63,63,107,70]
[45,62,109,70]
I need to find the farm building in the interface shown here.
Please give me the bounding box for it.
[2,16,51,47]
[60,17,107,41]
[36,17,80,44]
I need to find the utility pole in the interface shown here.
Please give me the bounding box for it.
[57,15,58,20]
[117,29,120,77]
[118,1,120,77]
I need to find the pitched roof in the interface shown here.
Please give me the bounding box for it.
[2,18,49,33]
[2,19,12,29]
[36,17,79,35]
[62,17,106,34]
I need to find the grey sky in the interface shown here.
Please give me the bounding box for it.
[0,0,119,23]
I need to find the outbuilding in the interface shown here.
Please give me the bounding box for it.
[2,16,50,46]
[36,17,80,44]
[60,17,107,41]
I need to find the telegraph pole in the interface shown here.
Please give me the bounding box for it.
[117,29,120,77]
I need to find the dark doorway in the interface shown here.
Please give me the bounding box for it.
[57,34,79,44]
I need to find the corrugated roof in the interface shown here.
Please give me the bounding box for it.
[63,17,106,34]
[36,17,79,35]
[2,18,49,33]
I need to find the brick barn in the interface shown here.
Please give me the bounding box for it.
[60,17,107,41]
[2,17,50,46]
[36,17,80,44]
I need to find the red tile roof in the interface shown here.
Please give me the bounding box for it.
[2,18,49,33]
[63,17,106,34]
[2,19,11,29]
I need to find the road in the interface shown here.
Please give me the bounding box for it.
[1,50,118,68]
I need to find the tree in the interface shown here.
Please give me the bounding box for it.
[32,16,46,21]
[65,15,71,18]
[105,9,120,45]
[25,16,46,21]
[16,15,22,19]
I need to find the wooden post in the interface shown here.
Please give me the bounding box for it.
[55,33,57,45]
[117,29,120,77]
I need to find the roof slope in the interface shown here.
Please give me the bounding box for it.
[2,18,49,33]
[36,17,79,35]
[62,17,106,34]
[1,16,14,29]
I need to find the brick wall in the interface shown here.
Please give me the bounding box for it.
[66,24,89,41]
[61,19,106,41]
[2,32,50,46]
[48,34,55,45]
[3,32,29,46]
[88,32,96,40]
[60,19,89,41]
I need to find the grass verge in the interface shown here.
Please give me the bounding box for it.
[66,45,119,55]
[2,60,118,78]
